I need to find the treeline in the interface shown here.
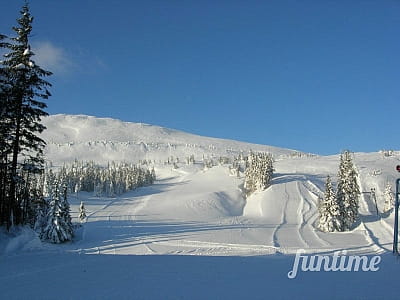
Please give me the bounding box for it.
[54,160,156,197]
[34,161,155,243]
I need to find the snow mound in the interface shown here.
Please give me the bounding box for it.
[0,227,43,255]
[147,167,246,220]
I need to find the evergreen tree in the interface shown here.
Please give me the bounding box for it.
[1,3,52,228]
[384,182,394,212]
[244,152,274,196]
[318,176,342,232]
[79,201,87,222]
[50,160,155,198]
[42,179,73,243]
[59,182,73,231]
[0,33,12,227]
[336,150,360,231]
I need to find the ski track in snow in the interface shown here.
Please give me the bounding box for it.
[272,181,308,249]
[271,186,287,248]
[71,167,393,256]
[296,182,315,248]
[5,115,400,300]
[298,181,331,248]
[33,115,400,257]
[353,169,394,254]
[295,183,309,248]
[32,115,400,257]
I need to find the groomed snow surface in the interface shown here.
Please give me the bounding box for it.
[1,115,400,299]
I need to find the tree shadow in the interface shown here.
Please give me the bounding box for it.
[73,219,278,254]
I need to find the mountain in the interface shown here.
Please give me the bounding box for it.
[41,114,304,164]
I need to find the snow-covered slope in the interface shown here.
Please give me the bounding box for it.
[36,114,400,257]
[40,114,303,164]
[3,114,400,298]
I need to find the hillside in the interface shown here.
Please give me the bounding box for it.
[2,114,399,299]
[35,114,399,256]
[40,114,303,164]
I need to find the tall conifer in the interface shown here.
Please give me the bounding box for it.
[1,3,52,227]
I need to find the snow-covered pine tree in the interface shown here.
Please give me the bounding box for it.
[46,160,155,199]
[79,201,87,222]
[93,181,102,197]
[0,33,13,227]
[151,167,156,183]
[108,180,116,197]
[33,201,47,236]
[33,173,48,235]
[0,32,11,157]
[336,150,360,231]
[1,3,52,228]
[43,168,56,198]
[42,179,73,243]
[244,152,256,194]
[60,181,73,232]
[318,176,342,232]
[244,152,274,196]
[384,182,394,212]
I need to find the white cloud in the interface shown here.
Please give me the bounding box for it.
[32,41,73,75]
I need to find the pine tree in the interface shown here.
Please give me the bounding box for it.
[79,201,87,222]
[60,182,73,231]
[318,176,342,232]
[1,4,52,228]
[42,179,73,243]
[244,152,274,196]
[0,33,12,227]
[384,182,394,212]
[336,150,360,231]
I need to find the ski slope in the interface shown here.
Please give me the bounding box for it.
[1,114,399,299]
[37,115,398,256]
[60,155,395,258]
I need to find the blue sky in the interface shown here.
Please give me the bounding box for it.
[1,0,399,155]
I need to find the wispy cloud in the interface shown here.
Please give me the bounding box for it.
[32,41,73,75]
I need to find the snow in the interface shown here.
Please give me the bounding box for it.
[0,227,43,255]
[23,48,31,56]
[1,252,400,299]
[14,63,26,69]
[40,114,302,164]
[2,114,400,299]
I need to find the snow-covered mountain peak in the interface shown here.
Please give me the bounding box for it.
[41,114,304,164]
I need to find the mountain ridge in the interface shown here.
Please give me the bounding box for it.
[40,114,308,164]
